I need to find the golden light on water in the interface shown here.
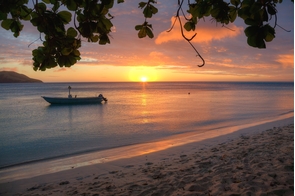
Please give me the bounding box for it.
[129,66,158,82]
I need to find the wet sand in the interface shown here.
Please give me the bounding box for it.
[0,117,293,196]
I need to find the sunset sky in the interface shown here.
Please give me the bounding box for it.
[0,0,293,82]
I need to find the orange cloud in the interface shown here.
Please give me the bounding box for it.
[276,54,294,68]
[155,16,243,44]
[222,58,233,63]
[53,68,71,72]
[148,51,173,65]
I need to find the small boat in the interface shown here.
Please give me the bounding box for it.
[42,86,107,105]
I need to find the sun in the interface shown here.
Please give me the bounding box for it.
[141,76,147,82]
[129,66,158,82]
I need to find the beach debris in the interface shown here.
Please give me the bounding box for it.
[27,185,42,191]
[240,135,250,139]
[124,165,134,168]
[211,147,219,152]
[109,170,119,174]
[236,166,243,170]
[188,184,206,192]
[59,181,69,185]
[268,173,277,178]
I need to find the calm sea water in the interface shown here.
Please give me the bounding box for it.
[0,82,293,168]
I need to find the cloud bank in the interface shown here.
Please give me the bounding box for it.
[155,17,243,44]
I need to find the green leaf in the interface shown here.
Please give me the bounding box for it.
[57,56,66,66]
[99,34,110,45]
[247,32,266,48]
[36,3,47,13]
[139,2,147,8]
[146,27,154,38]
[32,47,45,63]
[203,4,212,17]
[267,4,276,15]
[229,6,237,22]
[211,7,220,18]
[244,25,259,37]
[103,0,114,9]
[0,12,7,20]
[11,21,23,37]
[250,2,262,14]
[52,1,61,12]
[73,39,81,48]
[135,25,143,30]
[263,24,275,42]
[57,11,72,24]
[150,5,158,14]
[264,32,275,42]
[101,17,113,30]
[138,27,146,38]
[67,27,77,38]
[184,22,195,31]
[40,64,46,71]
[47,58,57,68]
[66,0,78,11]
[256,38,266,48]
[247,36,257,47]
[242,0,255,7]
[245,18,259,25]
[75,56,81,61]
[143,6,152,18]
[42,0,51,3]
[20,6,32,20]
[61,47,73,55]
[73,49,80,57]
[1,19,13,30]
[91,35,99,42]
[67,55,77,66]
[238,6,251,20]
[230,0,240,6]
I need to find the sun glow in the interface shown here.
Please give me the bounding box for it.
[141,76,147,82]
[129,66,158,82]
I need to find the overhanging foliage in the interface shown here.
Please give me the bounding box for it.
[0,0,291,70]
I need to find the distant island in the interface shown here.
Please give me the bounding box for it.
[0,71,43,83]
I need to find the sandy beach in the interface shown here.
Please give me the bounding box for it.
[0,117,293,196]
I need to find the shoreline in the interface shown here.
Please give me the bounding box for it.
[0,114,293,183]
[0,114,293,195]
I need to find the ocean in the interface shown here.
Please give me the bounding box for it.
[0,82,293,169]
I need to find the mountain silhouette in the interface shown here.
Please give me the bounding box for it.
[0,71,43,83]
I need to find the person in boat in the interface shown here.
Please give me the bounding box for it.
[68,86,72,98]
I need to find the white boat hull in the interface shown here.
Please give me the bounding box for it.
[42,96,106,105]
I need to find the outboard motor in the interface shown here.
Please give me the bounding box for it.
[98,94,108,102]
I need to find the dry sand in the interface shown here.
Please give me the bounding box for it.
[0,118,293,196]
